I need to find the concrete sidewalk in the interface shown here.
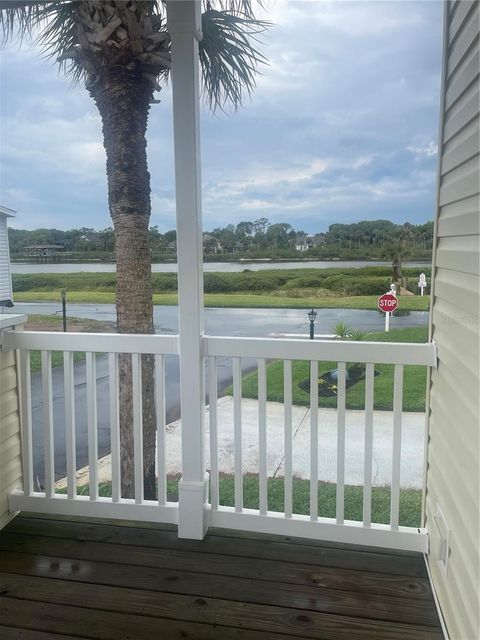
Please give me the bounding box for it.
[167,397,426,489]
[56,397,426,491]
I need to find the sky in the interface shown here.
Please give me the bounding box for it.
[0,0,444,233]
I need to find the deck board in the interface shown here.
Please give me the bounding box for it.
[0,514,443,640]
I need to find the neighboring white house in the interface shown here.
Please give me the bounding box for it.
[295,240,309,252]
[0,205,15,307]
[296,234,323,252]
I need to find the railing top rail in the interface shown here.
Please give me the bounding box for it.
[203,335,437,367]
[3,329,437,366]
[3,331,179,355]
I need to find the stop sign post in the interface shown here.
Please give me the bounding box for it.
[378,293,398,332]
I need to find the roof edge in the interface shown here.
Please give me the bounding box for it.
[0,205,17,217]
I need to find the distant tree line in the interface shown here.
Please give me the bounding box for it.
[8,218,433,260]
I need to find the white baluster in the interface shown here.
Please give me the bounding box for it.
[86,352,98,501]
[41,351,54,497]
[336,362,346,524]
[132,353,144,505]
[109,353,121,503]
[284,359,293,518]
[63,351,76,500]
[156,354,167,506]
[310,360,319,521]
[391,364,404,530]
[20,350,33,496]
[258,358,267,516]
[363,363,374,526]
[233,357,243,512]
[208,356,218,511]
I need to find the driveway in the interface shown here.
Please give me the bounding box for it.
[58,397,426,490]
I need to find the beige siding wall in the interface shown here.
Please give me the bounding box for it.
[0,347,22,529]
[426,2,480,639]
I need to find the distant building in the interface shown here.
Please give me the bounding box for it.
[296,234,325,252]
[202,234,222,254]
[0,205,15,307]
[295,241,309,252]
[23,244,65,258]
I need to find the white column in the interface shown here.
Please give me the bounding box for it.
[167,0,208,539]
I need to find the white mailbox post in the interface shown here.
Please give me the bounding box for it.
[418,272,427,296]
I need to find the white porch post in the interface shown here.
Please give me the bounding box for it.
[167,0,208,539]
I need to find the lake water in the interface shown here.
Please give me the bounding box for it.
[11,260,431,274]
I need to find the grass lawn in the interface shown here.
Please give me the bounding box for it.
[13,289,430,311]
[66,474,421,527]
[229,326,429,411]
[24,315,114,374]
[29,350,87,374]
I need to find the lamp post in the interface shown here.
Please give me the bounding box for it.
[61,289,67,332]
[308,308,317,340]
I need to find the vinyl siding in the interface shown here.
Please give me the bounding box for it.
[0,348,22,529]
[426,2,480,639]
[0,214,13,303]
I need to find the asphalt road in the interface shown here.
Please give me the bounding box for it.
[18,303,428,487]
[14,302,429,337]
[31,353,257,488]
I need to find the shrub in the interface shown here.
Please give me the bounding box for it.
[321,275,350,293]
[232,273,283,291]
[284,275,327,289]
[320,275,392,296]
[151,273,178,292]
[12,273,118,292]
[343,277,391,296]
[203,273,231,293]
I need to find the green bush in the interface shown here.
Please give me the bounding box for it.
[284,275,327,289]
[232,273,285,291]
[203,272,286,293]
[203,273,231,293]
[321,275,349,292]
[151,273,178,292]
[12,273,118,292]
[344,277,391,296]
[321,275,391,296]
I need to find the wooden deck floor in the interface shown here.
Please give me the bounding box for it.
[0,514,442,639]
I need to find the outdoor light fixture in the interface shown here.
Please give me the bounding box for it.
[308,308,317,340]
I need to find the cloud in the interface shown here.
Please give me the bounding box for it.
[0,0,443,232]
[407,141,438,159]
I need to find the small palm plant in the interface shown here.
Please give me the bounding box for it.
[332,321,352,340]
[349,329,369,341]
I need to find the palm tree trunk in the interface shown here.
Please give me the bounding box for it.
[89,70,156,500]
[393,257,402,287]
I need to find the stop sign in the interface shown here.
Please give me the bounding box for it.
[378,293,398,313]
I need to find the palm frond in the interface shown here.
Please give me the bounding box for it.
[1,1,270,105]
[0,1,84,80]
[208,0,266,21]
[0,1,67,44]
[199,8,270,112]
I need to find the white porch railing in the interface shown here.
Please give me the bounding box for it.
[204,336,436,552]
[3,329,436,552]
[4,330,179,525]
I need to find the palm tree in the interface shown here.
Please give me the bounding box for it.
[1,0,269,498]
[382,241,411,290]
